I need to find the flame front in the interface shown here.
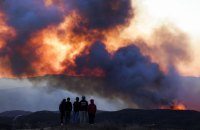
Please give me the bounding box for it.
[160,102,187,111]
[171,103,186,110]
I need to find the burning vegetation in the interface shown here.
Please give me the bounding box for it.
[161,102,187,110]
[0,0,193,110]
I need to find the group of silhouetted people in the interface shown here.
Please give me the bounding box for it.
[59,96,97,125]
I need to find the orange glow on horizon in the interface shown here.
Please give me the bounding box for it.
[171,104,187,110]
[160,102,187,111]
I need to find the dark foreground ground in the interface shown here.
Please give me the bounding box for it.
[0,109,200,130]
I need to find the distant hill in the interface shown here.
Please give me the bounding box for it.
[0,110,32,117]
[96,109,200,129]
[0,109,200,129]
[13,111,59,129]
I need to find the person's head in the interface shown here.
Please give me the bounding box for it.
[67,97,70,101]
[90,99,94,104]
[76,97,79,102]
[62,99,66,103]
[82,96,85,100]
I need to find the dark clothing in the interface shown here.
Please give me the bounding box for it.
[59,100,66,124]
[59,101,66,113]
[60,112,65,124]
[79,100,88,111]
[88,103,96,124]
[65,101,72,124]
[65,101,72,112]
[73,101,80,112]
[88,113,95,124]
[88,104,96,114]
[73,101,80,123]
[65,111,71,124]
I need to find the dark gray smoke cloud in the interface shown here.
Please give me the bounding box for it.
[74,41,176,108]
[0,0,63,76]
[69,0,133,30]
[0,0,134,76]
[1,0,62,37]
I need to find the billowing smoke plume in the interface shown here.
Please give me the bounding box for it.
[0,0,195,110]
[0,0,63,75]
[74,41,176,108]
[46,0,133,29]
[69,0,133,29]
[0,0,133,76]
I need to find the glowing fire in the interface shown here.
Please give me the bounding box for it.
[0,0,194,78]
[0,11,16,77]
[0,12,16,49]
[171,103,186,110]
[161,102,186,110]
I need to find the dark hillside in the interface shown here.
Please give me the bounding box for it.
[0,116,12,129]
[0,109,200,129]
[96,109,200,129]
[0,110,32,117]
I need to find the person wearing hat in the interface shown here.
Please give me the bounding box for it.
[88,99,97,124]
[73,97,80,123]
[65,97,72,124]
[79,96,88,124]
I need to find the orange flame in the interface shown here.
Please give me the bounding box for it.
[0,12,16,49]
[0,1,192,78]
[0,11,16,77]
[160,102,186,110]
[8,10,125,78]
[170,103,186,110]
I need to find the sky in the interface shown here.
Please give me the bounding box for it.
[134,0,200,76]
[0,0,200,112]
[0,78,125,112]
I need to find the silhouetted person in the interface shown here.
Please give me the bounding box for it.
[65,97,72,124]
[73,97,80,123]
[79,96,88,124]
[59,99,66,125]
[88,99,97,124]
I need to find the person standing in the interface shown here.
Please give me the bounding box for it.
[73,97,80,124]
[88,99,97,124]
[65,97,72,124]
[79,96,88,124]
[59,99,66,125]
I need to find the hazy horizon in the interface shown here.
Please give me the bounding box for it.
[0,76,200,112]
[0,78,127,113]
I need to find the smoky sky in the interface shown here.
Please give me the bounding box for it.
[69,0,133,29]
[0,0,62,36]
[74,41,175,108]
[0,0,63,76]
[0,0,194,110]
[0,0,134,76]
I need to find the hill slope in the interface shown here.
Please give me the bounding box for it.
[1,109,200,129]
[0,110,32,117]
